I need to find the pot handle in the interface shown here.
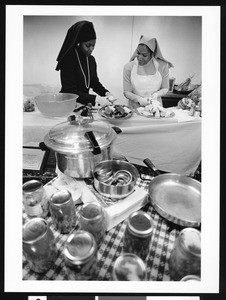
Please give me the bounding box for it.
[112,126,122,134]
[143,158,161,176]
[84,131,101,155]
[73,105,86,113]
[39,142,49,151]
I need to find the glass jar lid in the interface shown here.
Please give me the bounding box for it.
[64,230,97,265]
[112,253,147,281]
[180,228,201,256]
[22,180,43,193]
[50,189,72,206]
[80,202,103,221]
[127,211,154,237]
[23,218,48,244]
[44,117,117,154]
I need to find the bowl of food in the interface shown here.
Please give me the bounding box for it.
[173,84,198,95]
[99,104,133,120]
[23,96,35,112]
[93,160,139,199]
[34,93,78,117]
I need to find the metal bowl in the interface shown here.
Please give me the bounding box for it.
[93,160,139,199]
[35,93,78,117]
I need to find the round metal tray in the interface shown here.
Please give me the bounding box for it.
[148,173,201,227]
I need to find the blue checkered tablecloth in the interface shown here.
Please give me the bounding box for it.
[22,176,180,281]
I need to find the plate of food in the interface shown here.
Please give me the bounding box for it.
[135,102,175,119]
[173,74,197,95]
[99,104,133,120]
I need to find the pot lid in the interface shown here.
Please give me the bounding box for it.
[44,116,118,154]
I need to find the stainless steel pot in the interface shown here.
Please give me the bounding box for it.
[93,160,139,199]
[43,115,121,178]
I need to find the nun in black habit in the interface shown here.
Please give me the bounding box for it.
[56,20,115,107]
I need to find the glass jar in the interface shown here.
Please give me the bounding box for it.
[181,275,201,281]
[123,211,154,261]
[23,217,58,273]
[23,180,49,218]
[64,230,98,280]
[112,253,147,281]
[49,189,77,234]
[78,201,107,246]
[169,228,201,281]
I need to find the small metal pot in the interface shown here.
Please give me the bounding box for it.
[93,160,139,199]
[43,115,121,178]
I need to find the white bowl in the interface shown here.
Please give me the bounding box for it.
[35,93,78,117]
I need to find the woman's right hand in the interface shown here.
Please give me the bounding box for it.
[138,97,149,106]
[96,96,112,107]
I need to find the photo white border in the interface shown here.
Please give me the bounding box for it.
[5,5,220,293]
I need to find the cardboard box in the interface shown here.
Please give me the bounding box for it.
[44,173,149,231]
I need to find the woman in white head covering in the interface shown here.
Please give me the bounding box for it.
[123,36,173,108]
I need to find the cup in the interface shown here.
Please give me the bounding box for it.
[169,77,175,92]
[23,180,49,218]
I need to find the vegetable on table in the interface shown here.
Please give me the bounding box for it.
[137,99,175,118]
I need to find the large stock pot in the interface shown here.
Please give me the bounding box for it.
[43,115,121,178]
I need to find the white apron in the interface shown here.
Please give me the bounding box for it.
[130,57,162,107]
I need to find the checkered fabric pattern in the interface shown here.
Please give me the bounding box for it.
[22,176,180,281]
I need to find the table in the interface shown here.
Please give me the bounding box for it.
[23,175,181,281]
[23,108,201,176]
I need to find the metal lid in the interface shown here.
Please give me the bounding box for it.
[181,275,201,281]
[112,253,147,281]
[50,189,72,206]
[64,230,97,265]
[23,218,48,244]
[80,202,103,221]
[180,228,201,256]
[127,211,153,237]
[44,117,118,155]
[22,180,43,193]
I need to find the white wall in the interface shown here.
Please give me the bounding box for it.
[132,16,202,83]
[23,15,201,102]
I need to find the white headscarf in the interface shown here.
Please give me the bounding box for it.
[130,35,174,68]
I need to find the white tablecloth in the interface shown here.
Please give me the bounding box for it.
[23,107,201,176]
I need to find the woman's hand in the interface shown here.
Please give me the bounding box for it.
[105,92,117,104]
[138,97,149,106]
[96,96,112,107]
[148,93,158,102]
